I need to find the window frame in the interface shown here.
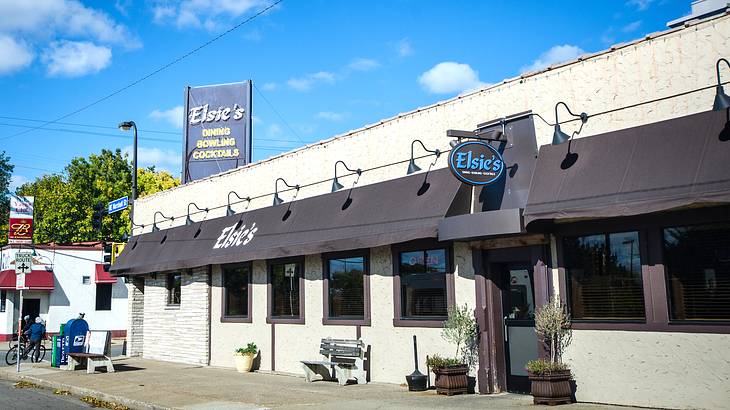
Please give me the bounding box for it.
[220,262,253,323]
[392,239,455,328]
[95,283,113,311]
[554,205,730,333]
[322,249,371,326]
[166,271,182,307]
[266,256,305,325]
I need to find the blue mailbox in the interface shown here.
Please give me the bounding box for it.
[62,318,89,364]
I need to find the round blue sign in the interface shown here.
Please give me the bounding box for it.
[448,141,505,186]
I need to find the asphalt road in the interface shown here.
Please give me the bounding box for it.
[0,343,124,367]
[0,379,91,409]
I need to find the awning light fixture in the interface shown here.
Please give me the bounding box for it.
[185,202,209,226]
[332,160,362,192]
[227,191,251,216]
[714,58,730,111]
[407,139,441,175]
[552,101,588,145]
[273,178,299,206]
[152,211,174,232]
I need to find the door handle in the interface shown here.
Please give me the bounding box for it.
[503,316,508,342]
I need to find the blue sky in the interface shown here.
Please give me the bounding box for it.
[0,0,689,189]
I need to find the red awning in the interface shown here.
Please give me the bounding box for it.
[0,269,55,291]
[95,264,117,284]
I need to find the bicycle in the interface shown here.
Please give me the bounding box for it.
[5,339,47,366]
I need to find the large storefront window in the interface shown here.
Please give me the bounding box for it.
[223,263,250,318]
[327,256,365,319]
[563,231,644,320]
[663,223,730,321]
[166,272,181,306]
[399,248,448,319]
[270,261,302,319]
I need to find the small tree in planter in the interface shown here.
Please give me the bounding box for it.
[526,296,572,405]
[234,342,257,373]
[426,304,478,396]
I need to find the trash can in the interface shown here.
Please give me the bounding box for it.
[62,318,88,366]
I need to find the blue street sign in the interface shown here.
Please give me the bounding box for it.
[108,196,129,214]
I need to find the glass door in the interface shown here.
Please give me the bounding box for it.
[502,264,538,393]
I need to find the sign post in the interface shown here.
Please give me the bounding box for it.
[15,251,31,373]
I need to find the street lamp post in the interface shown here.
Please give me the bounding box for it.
[118,121,138,235]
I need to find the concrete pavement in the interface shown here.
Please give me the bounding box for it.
[0,356,646,410]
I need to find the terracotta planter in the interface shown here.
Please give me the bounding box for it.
[433,364,468,396]
[234,353,254,373]
[528,370,572,405]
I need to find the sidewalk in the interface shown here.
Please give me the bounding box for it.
[0,357,638,410]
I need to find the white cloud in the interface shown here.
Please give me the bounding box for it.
[287,71,335,92]
[252,115,262,124]
[42,41,112,77]
[627,0,654,10]
[316,111,346,122]
[418,62,485,94]
[267,123,282,137]
[123,145,181,171]
[622,20,642,33]
[149,106,184,129]
[243,30,262,41]
[261,82,278,91]
[8,175,29,192]
[395,38,413,57]
[520,44,585,73]
[151,0,270,30]
[0,35,34,75]
[348,58,380,72]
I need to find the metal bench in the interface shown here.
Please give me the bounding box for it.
[301,338,367,386]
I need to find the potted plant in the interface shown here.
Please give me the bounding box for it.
[234,342,257,373]
[526,296,573,405]
[427,304,478,396]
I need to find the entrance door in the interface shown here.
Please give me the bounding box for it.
[22,299,41,322]
[501,263,538,393]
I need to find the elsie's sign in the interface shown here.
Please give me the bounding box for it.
[448,141,505,186]
[213,222,258,249]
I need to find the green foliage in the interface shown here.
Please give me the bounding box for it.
[235,342,257,356]
[525,358,571,375]
[426,354,460,370]
[137,167,180,197]
[0,151,13,246]
[441,304,478,368]
[534,296,572,366]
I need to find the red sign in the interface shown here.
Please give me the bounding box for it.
[9,218,33,244]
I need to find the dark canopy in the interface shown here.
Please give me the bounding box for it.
[524,109,730,226]
[112,168,469,275]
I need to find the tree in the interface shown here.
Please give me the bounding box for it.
[137,166,180,197]
[0,151,14,246]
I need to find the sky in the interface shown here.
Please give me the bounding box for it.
[0,0,691,190]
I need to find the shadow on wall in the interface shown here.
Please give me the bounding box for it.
[112,280,129,299]
[49,277,70,307]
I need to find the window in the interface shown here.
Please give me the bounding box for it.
[270,260,302,319]
[663,223,730,322]
[399,248,449,319]
[0,290,6,312]
[82,276,90,285]
[326,256,366,320]
[563,231,644,320]
[95,284,112,311]
[166,272,181,306]
[223,264,250,318]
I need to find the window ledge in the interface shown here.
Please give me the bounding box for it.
[221,316,252,323]
[164,305,181,310]
[393,318,445,328]
[266,316,305,325]
[322,318,371,326]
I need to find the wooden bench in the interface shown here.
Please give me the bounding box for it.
[301,338,366,386]
[65,330,114,374]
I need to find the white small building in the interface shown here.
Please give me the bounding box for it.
[0,243,128,340]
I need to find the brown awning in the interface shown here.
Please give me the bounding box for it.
[524,109,730,226]
[112,168,469,275]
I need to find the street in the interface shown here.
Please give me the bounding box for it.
[0,379,90,409]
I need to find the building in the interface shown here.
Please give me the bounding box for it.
[112,10,730,410]
[0,244,128,340]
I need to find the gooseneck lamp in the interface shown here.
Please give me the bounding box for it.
[118,120,138,233]
[227,191,250,216]
[407,139,441,175]
[713,58,730,111]
[551,102,589,145]
[273,178,299,206]
[152,211,174,232]
[185,202,208,226]
[332,160,362,192]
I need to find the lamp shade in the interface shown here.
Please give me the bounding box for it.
[226,206,235,216]
[407,159,421,174]
[185,216,193,226]
[331,177,344,192]
[552,124,571,145]
[273,193,284,206]
[714,85,730,111]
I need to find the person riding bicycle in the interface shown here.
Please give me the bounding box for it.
[21,315,32,335]
[23,317,45,362]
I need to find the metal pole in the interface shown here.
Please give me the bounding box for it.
[16,289,23,373]
[130,122,138,237]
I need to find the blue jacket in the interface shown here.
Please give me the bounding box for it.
[25,323,45,342]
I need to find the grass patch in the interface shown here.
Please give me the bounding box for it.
[80,395,130,410]
[53,388,72,395]
[13,380,41,389]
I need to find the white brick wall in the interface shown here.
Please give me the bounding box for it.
[142,267,210,365]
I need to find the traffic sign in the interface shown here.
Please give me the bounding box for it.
[108,196,129,214]
[14,252,32,275]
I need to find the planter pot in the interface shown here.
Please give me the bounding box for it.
[528,370,572,405]
[433,364,468,396]
[234,353,254,373]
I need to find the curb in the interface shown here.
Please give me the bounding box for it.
[0,370,170,410]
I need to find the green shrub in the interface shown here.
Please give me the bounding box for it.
[525,358,571,375]
[235,342,257,356]
[426,354,460,370]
